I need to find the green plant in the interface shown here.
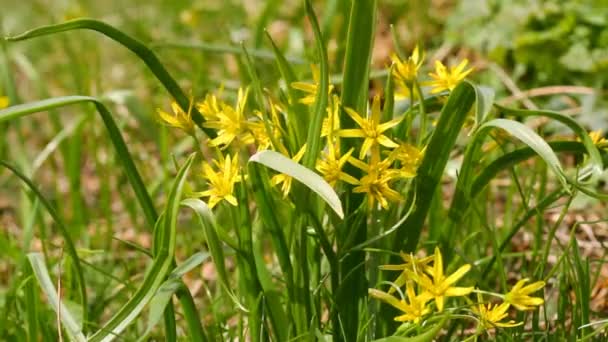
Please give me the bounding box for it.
[1,1,607,341]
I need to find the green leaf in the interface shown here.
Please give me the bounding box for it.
[168,252,210,279]
[0,160,88,326]
[373,316,447,342]
[473,84,495,128]
[249,150,343,218]
[478,118,569,190]
[138,278,182,342]
[496,104,603,179]
[302,0,329,169]
[27,253,86,342]
[0,96,158,229]
[393,81,476,253]
[5,19,215,137]
[265,32,308,146]
[180,199,232,291]
[89,154,195,342]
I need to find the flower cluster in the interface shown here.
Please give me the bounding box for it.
[391,46,474,98]
[154,46,473,211]
[371,247,545,334]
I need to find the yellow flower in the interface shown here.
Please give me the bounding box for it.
[321,95,341,138]
[369,281,431,324]
[406,247,473,312]
[249,102,284,151]
[589,130,608,149]
[316,142,358,187]
[349,156,403,209]
[504,278,545,311]
[389,143,424,177]
[337,95,402,159]
[379,251,434,294]
[473,295,522,330]
[0,96,9,109]
[204,88,254,148]
[196,154,241,209]
[271,144,307,198]
[291,64,334,105]
[391,45,424,88]
[157,101,196,135]
[197,92,225,122]
[427,59,474,94]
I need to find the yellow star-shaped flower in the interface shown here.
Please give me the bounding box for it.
[157,101,196,135]
[427,59,474,94]
[369,281,431,324]
[391,45,424,88]
[474,300,522,330]
[204,87,254,148]
[406,247,473,312]
[195,154,241,209]
[504,278,545,311]
[337,95,402,159]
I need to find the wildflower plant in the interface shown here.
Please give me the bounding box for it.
[0,1,606,342]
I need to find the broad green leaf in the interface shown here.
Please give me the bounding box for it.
[5,19,215,137]
[471,141,588,196]
[27,253,86,342]
[496,104,603,179]
[473,84,495,127]
[478,118,569,190]
[249,150,344,218]
[89,154,195,342]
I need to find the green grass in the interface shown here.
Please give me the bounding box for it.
[1,1,608,341]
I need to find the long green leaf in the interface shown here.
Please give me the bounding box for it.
[265,32,308,146]
[478,118,569,190]
[89,154,195,342]
[393,81,476,253]
[0,96,157,229]
[496,104,603,177]
[372,315,447,342]
[4,18,215,137]
[180,199,232,291]
[0,160,88,327]
[27,253,86,342]
[302,0,329,169]
[249,150,344,218]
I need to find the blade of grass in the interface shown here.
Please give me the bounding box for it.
[302,0,329,169]
[0,160,88,328]
[393,81,476,253]
[265,32,308,146]
[27,253,86,342]
[0,96,157,228]
[88,153,197,342]
[496,104,603,177]
[4,19,215,137]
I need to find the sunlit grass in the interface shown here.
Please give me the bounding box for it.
[1,1,607,341]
